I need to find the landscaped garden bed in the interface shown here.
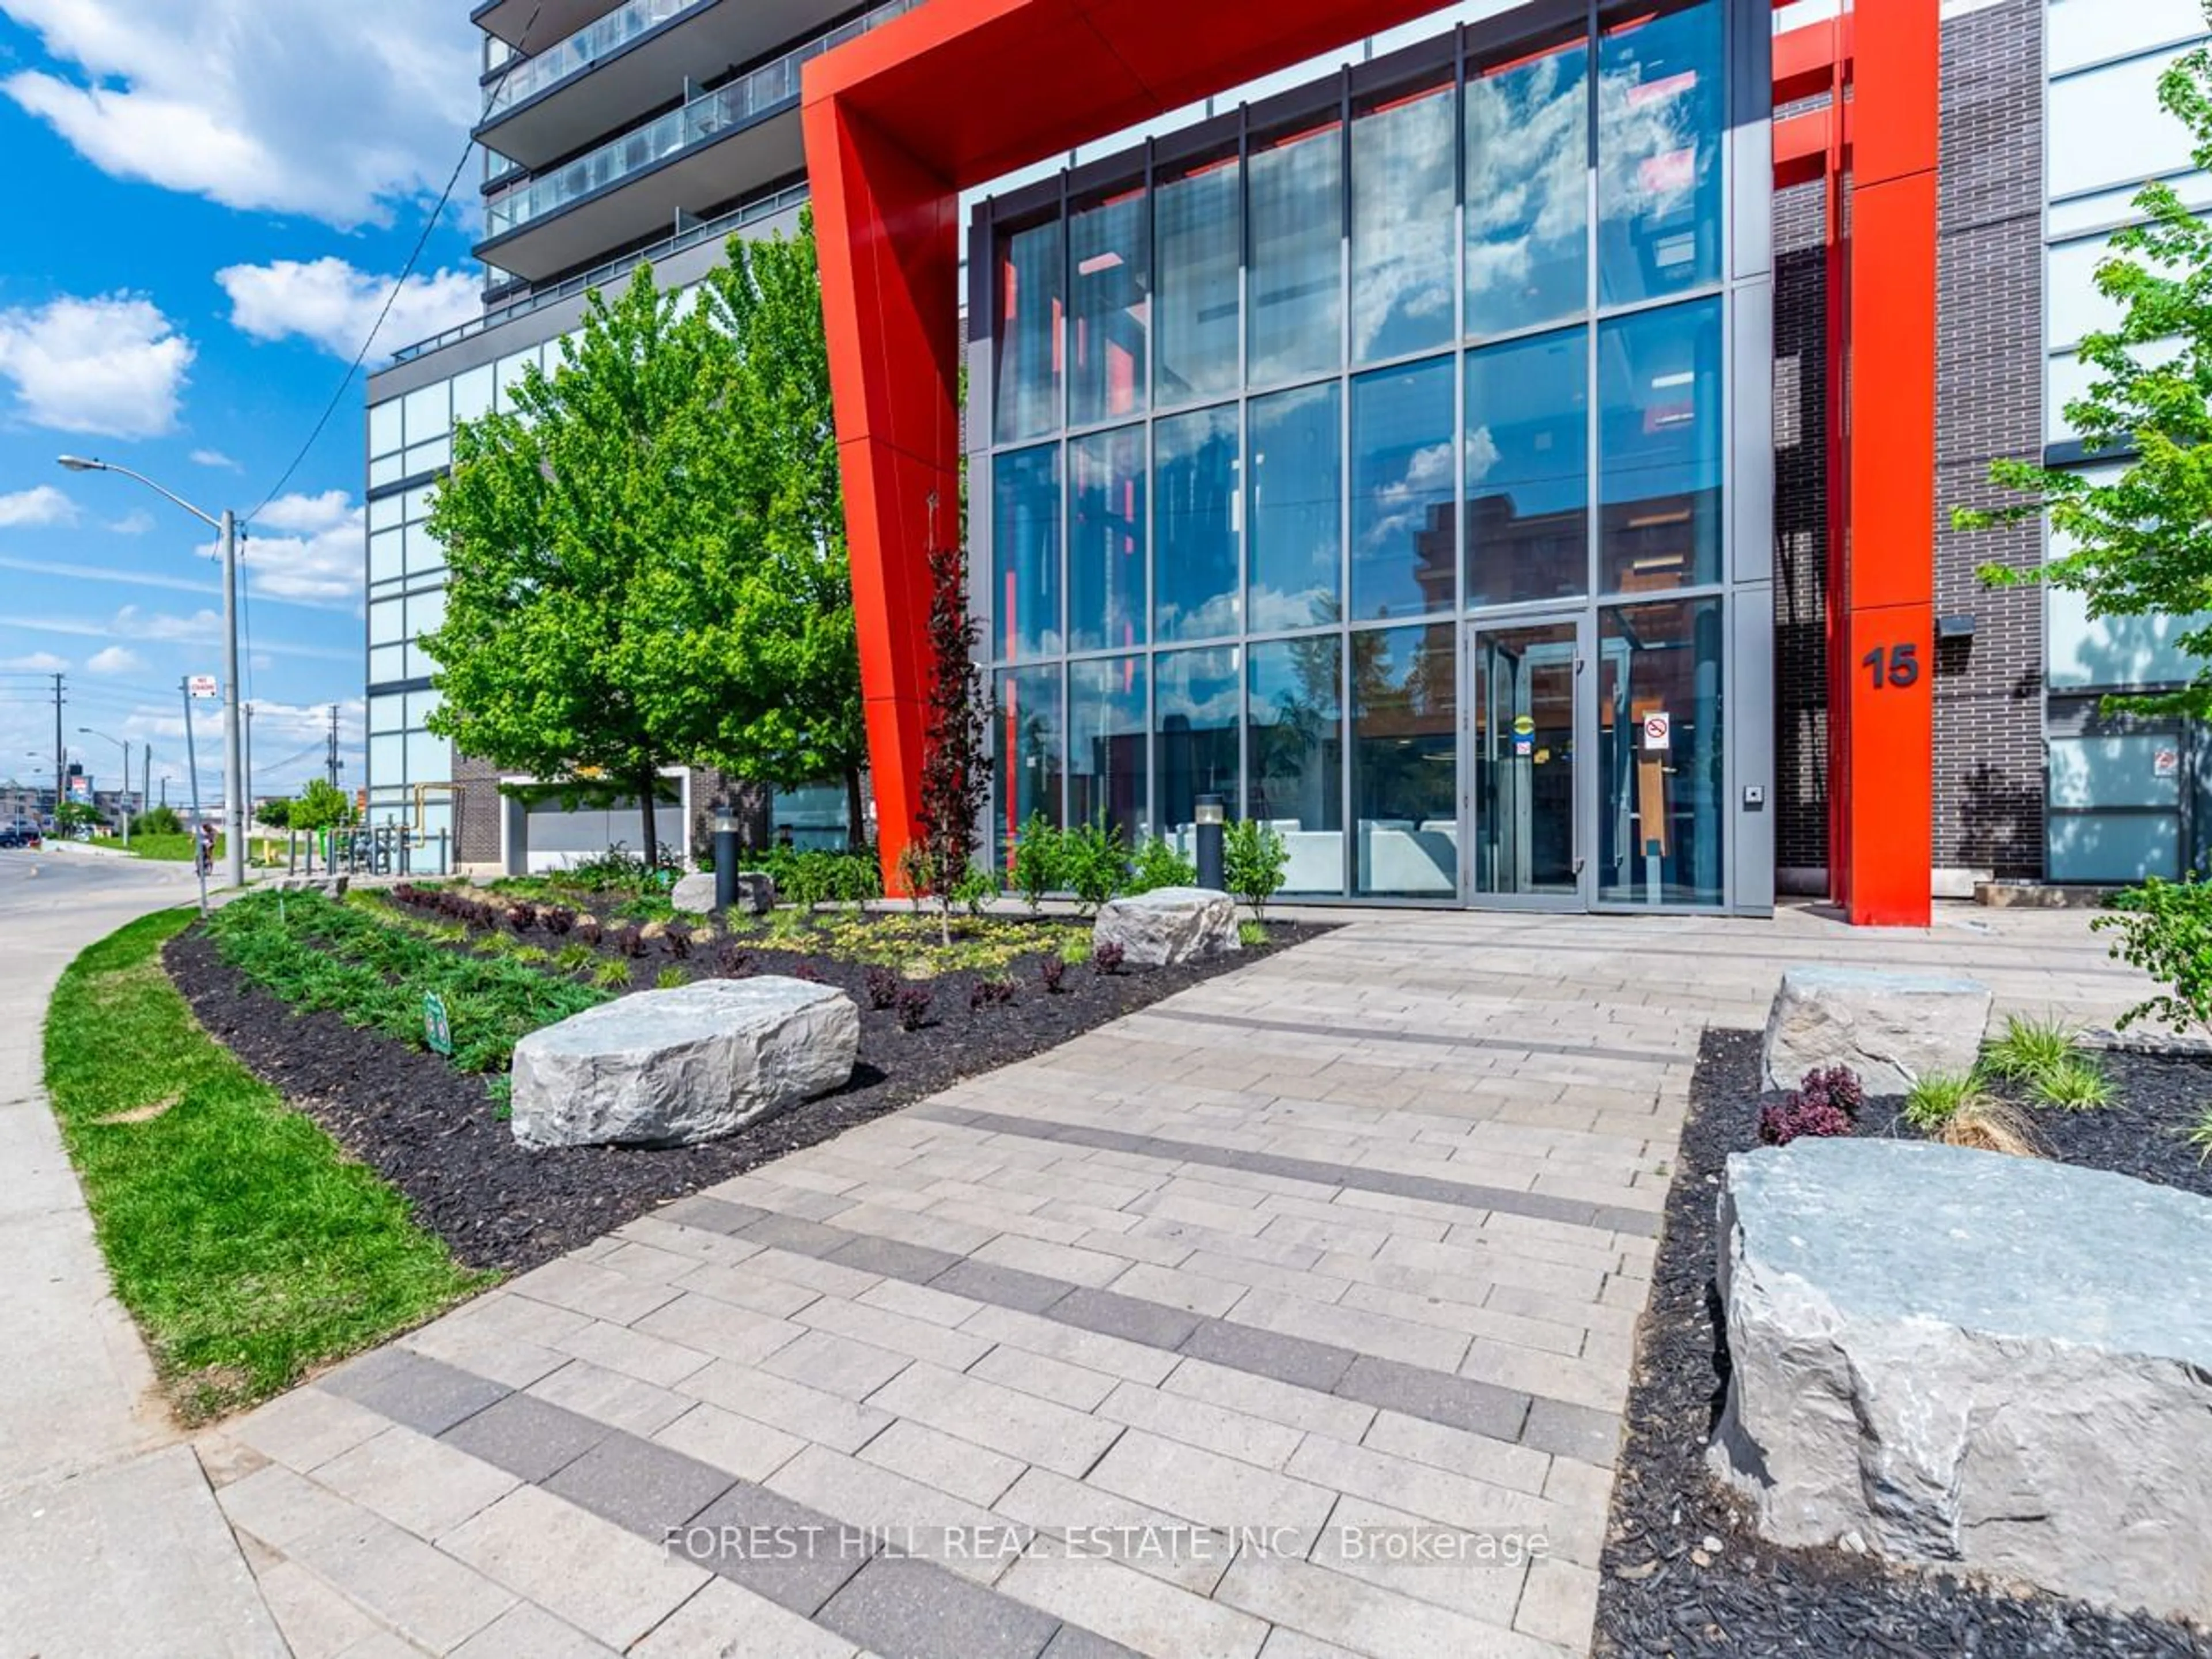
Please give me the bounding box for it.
[1596,1026,2212,1658]
[165,885,1319,1276]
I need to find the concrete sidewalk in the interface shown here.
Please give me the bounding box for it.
[0,851,283,1658]
[198,902,2149,1658]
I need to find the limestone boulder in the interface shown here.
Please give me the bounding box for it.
[671,870,774,916]
[1710,1139,2212,1625]
[1760,965,1991,1093]
[510,977,857,1150]
[1094,886,1240,968]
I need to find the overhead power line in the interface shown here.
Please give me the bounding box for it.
[245,5,546,528]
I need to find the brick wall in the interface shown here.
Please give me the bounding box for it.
[452,745,503,866]
[1931,0,2044,880]
[1768,0,2046,886]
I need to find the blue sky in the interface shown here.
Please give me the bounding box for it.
[0,0,488,805]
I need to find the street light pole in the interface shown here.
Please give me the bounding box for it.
[58,455,245,889]
[77,727,131,847]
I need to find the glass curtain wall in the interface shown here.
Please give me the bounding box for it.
[981,0,1737,906]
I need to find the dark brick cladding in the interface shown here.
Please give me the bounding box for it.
[1770,0,2047,881]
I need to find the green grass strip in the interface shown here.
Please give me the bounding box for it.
[207,889,608,1071]
[42,910,486,1422]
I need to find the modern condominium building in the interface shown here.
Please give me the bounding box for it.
[370,0,2207,910]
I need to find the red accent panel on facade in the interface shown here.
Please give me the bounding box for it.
[1834,1,1939,925]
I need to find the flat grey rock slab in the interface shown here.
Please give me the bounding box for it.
[510,978,858,1150]
[671,871,772,915]
[1093,886,1240,968]
[1760,964,1991,1092]
[1711,1138,2212,1624]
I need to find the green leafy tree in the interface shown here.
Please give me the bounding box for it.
[256,797,291,831]
[1958,26,2212,715]
[423,223,864,867]
[55,800,103,832]
[289,779,354,834]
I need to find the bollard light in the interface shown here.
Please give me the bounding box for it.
[713,800,741,913]
[1194,793,1225,891]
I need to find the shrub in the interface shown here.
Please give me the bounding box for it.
[540,905,576,937]
[1062,819,1128,915]
[662,921,692,960]
[762,847,882,911]
[791,963,824,983]
[1009,816,1063,912]
[969,978,1016,1012]
[952,865,1002,916]
[715,944,754,979]
[137,803,183,837]
[1127,836,1198,894]
[895,986,933,1030]
[864,966,900,1011]
[1756,1066,1864,1146]
[1238,919,1268,949]
[575,916,603,946]
[611,924,650,960]
[1223,819,1290,919]
[2095,877,2212,1033]
[1984,1012,2083,1083]
[1039,955,1067,994]
[1092,941,1125,975]
[505,901,539,933]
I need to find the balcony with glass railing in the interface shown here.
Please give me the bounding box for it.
[482,1,915,208]
[486,0,705,117]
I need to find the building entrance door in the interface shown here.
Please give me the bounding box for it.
[1465,615,1590,907]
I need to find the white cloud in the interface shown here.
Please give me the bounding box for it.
[0,0,480,229]
[112,604,219,643]
[0,294,194,437]
[190,449,239,470]
[86,645,143,675]
[0,485,78,528]
[218,259,480,363]
[237,493,363,605]
[1,651,68,672]
[107,509,154,536]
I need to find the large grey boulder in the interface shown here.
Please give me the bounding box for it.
[669,873,717,915]
[671,870,773,916]
[1711,1139,2212,1624]
[1094,886,1240,968]
[1760,965,1991,1093]
[510,978,857,1150]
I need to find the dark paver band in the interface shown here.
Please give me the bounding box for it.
[324,1346,1130,1658]
[665,1199,1619,1463]
[1137,1003,1682,1065]
[910,1103,1661,1240]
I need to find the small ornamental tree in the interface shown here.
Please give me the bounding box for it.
[903,500,992,944]
[1957,23,2212,718]
[256,797,291,831]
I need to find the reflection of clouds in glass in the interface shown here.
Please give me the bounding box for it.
[1466,50,1586,295]
[1157,589,1243,642]
[1361,441,1455,554]
[1155,652,1243,725]
[1351,92,1456,361]
[1597,63,1709,227]
[1249,586,1332,633]
[1464,425,1501,490]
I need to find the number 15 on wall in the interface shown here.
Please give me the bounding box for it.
[1861,642,1922,690]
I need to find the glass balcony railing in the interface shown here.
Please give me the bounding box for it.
[483,0,917,237]
[486,0,707,117]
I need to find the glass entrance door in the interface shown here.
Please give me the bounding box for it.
[1467,616,1587,905]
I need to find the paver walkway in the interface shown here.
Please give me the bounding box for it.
[198,904,2148,1659]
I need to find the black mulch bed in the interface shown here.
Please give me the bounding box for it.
[1596,1027,2212,1659]
[164,918,1323,1278]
